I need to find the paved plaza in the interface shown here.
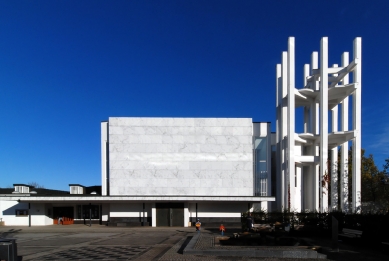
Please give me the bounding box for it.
[0,225,388,260]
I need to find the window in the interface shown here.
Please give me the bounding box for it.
[253,136,268,196]
[71,186,78,194]
[15,209,29,216]
[14,186,29,193]
[76,205,99,219]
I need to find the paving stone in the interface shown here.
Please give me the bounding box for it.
[32,246,149,260]
[19,237,92,246]
[16,246,55,256]
[3,225,389,261]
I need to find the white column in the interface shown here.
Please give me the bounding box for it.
[311,51,320,212]
[320,37,329,212]
[184,203,189,227]
[282,51,288,209]
[302,63,310,211]
[295,165,302,212]
[266,123,272,211]
[151,203,156,227]
[352,37,362,213]
[276,63,283,211]
[331,64,339,211]
[287,37,296,210]
[261,201,268,212]
[331,127,338,211]
[304,64,310,133]
[341,52,349,213]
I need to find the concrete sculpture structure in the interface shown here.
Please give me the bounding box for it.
[276,37,361,213]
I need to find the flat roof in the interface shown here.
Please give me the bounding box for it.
[0,195,276,203]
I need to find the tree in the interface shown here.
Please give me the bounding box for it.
[360,151,383,202]
[28,182,45,189]
[337,148,389,212]
[382,158,389,178]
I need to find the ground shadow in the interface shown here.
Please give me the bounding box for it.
[177,236,193,254]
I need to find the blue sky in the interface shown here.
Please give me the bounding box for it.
[1,0,388,190]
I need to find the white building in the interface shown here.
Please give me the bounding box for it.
[0,37,361,227]
[0,119,274,227]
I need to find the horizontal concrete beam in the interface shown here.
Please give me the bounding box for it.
[0,195,276,203]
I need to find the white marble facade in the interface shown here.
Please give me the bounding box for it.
[103,118,254,196]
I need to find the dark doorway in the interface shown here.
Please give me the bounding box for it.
[76,205,100,219]
[156,203,184,227]
[53,207,74,220]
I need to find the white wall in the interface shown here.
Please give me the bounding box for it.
[1,201,29,226]
[0,201,52,226]
[189,202,248,218]
[101,121,108,196]
[30,203,52,225]
[109,203,146,218]
[108,117,253,196]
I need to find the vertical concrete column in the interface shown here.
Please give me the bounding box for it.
[260,201,268,212]
[352,37,362,213]
[311,51,320,212]
[276,63,283,211]
[295,166,302,212]
[331,64,339,211]
[281,51,288,209]
[302,63,310,211]
[184,203,189,227]
[341,52,349,213]
[266,123,272,211]
[287,37,296,210]
[151,203,156,227]
[320,37,329,212]
[303,64,310,133]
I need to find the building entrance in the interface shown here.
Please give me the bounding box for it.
[156,203,184,227]
[53,207,74,220]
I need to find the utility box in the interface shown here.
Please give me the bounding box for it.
[0,238,17,261]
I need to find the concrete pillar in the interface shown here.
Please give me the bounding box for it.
[287,37,295,210]
[295,165,302,212]
[151,203,156,227]
[341,52,350,213]
[352,38,362,213]
[320,37,329,212]
[311,51,320,212]
[276,63,283,211]
[266,123,272,211]
[303,64,310,133]
[331,64,339,211]
[282,51,288,210]
[301,63,310,211]
[184,203,189,227]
